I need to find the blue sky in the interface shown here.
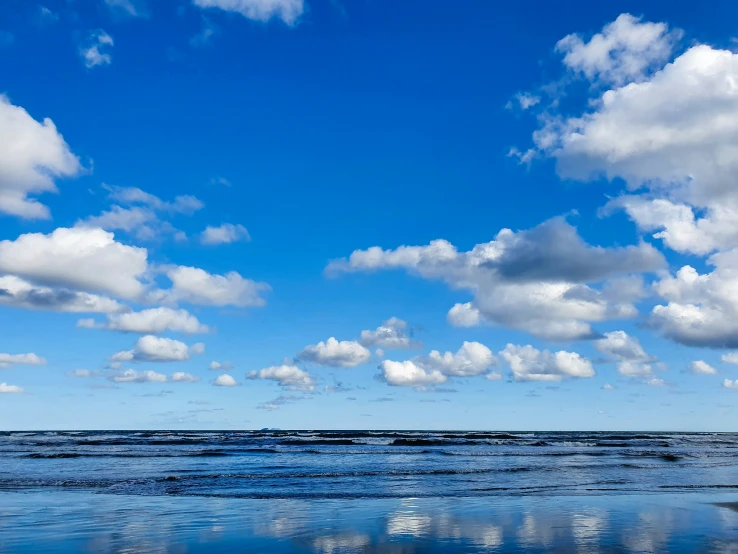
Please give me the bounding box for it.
[1,0,738,430]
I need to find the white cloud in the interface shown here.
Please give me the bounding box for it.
[77,185,203,241]
[78,307,209,334]
[200,223,250,245]
[556,13,680,85]
[213,373,239,386]
[500,344,595,382]
[0,353,46,368]
[602,383,615,390]
[111,335,205,363]
[0,227,148,300]
[722,352,738,365]
[594,331,656,378]
[646,378,665,387]
[80,30,114,69]
[507,92,541,111]
[0,95,82,219]
[328,218,662,341]
[162,266,270,307]
[109,369,167,383]
[420,341,497,377]
[66,369,99,378]
[447,302,482,328]
[0,383,23,393]
[649,252,738,348]
[688,360,717,375]
[0,275,126,313]
[103,185,203,214]
[209,361,234,371]
[298,338,371,368]
[535,30,738,261]
[723,379,738,389]
[171,372,201,383]
[193,0,304,25]
[359,317,421,349]
[378,360,447,387]
[486,371,502,381]
[378,342,497,387]
[248,365,315,391]
[104,0,148,17]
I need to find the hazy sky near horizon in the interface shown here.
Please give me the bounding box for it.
[1,0,737,430]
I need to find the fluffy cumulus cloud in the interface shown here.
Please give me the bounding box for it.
[78,307,210,334]
[200,224,250,245]
[0,353,46,368]
[555,13,680,85]
[533,17,738,260]
[0,383,23,393]
[688,360,717,375]
[248,365,315,391]
[111,335,204,363]
[0,227,149,300]
[378,342,497,387]
[594,331,657,378]
[500,344,594,382]
[160,266,270,308]
[171,372,200,383]
[724,379,738,390]
[78,185,203,241]
[80,30,114,69]
[359,318,421,349]
[379,360,447,387]
[193,0,304,25]
[0,95,82,219]
[649,252,738,348]
[526,16,738,350]
[0,275,126,313]
[298,338,371,368]
[213,373,239,387]
[328,218,663,341]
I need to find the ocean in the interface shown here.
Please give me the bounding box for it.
[2,430,738,552]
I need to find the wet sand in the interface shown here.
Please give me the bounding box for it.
[2,491,738,552]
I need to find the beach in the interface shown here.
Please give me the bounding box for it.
[2,430,738,551]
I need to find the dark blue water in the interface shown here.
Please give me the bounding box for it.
[2,430,738,499]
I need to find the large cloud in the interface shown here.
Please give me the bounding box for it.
[0,227,149,300]
[359,318,421,349]
[327,218,662,341]
[0,95,81,219]
[0,276,126,313]
[534,19,738,258]
[193,0,304,25]
[499,344,594,382]
[161,266,270,308]
[78,307,210,334]
[297,338,371,368]
[111,335,205,363]
[247,364,315,391]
